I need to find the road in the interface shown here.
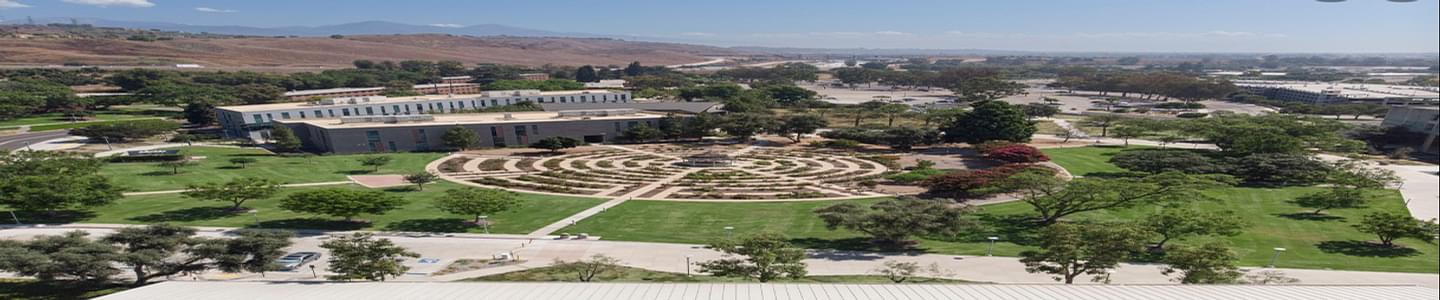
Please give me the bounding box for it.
[0,130,71,151]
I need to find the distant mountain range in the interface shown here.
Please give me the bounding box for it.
[1,18,603,38]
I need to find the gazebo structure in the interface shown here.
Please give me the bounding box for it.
[680,151,733,167]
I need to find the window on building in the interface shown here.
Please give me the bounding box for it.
[413,129,430,150]
[252,114,263,123]
[491,99,498,106]
[387,141,398,153]
[265,113,274,121]
[490,126,506,147]
[299,111,306,118]
[365,107,374,115]
[365,130,381,152]
[531,125,539,135]
[281,112,291,119]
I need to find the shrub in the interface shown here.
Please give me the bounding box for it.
[1110,150,1222,174]
[984,144,1049,163]
[808,139,861,149]
[1155,102,1206,109]
[1176,112,1209,119]
[886,168,949,184]
[972,140,1016,153]
[921,164,1053,199]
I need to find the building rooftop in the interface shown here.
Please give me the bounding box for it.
[283,83,478,97]
[540,101,723,114]
[1235,80,1440,100]
[97,282,1439,300]
[277,110,662,129]
[220,89,621,113]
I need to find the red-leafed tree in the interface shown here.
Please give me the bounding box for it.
[985,144,1050,163]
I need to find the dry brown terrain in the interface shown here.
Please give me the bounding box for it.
[0,34,753,69]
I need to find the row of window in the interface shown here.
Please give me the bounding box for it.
[245,93,630,124]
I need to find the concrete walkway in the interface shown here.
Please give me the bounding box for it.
[93,142,246,158]
[4,225,1435,287]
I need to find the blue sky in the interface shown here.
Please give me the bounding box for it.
[2,0,1437,52]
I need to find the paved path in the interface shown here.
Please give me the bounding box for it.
[3,225,1435,287]
[93,143,245,158]
[1316,154,1439,221]
[0,130,70,151]
[121,181,356,196]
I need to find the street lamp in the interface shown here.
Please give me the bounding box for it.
[309,265,317,278]
[986,236,999,256]
[479,215,490,234]
[685,255,693,277]
[249,209,261,228]
[1268,247,1287,268]
[723,226,734,238]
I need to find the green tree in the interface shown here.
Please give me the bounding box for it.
[70,120,180,142]
[763,85,818,105]
[1081,115,1126,137]
[157,159,193,175]
[814,199,971,249]
[0,231,120,282]
[575,65,599,82]
[229,157,258,168]
[549,254,623,282]
[1109,125,1148,146]
[181,177,283,211]
[1161,241,1242,284]
[0,151,123,213]
[719,113,775,141]
[320,232,419,281]
[434,188,520,225]
[281,189,407,222]
[441,126,481,150]
[697,233,807,282]
[778,114,827,142]
[1002,172,1233,225]
[1109,150,1221,174]
[883,126,933,151]
[1019,223,1148,284]
[878,103,911,126]
[403,172,439,191]
[183,101,217,126]
[269,124,302,152]
[530,136,582,153]
[104,224,291,285]
[619,125,663,143]
[357,156,393,172]
[1293,188,1368,215]
[1020,102,1060,119]
[942,101,1036,143]
[1138,207,1245,249]
[1353,212,1436,248]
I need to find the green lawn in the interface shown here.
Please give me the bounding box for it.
[22,182,606,235]
[100,146,446,192]
[467,265,970,283]
[558,146,1438,273]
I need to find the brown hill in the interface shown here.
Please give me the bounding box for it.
[0,34,752,69]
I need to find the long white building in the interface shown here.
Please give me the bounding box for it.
[217,89,631,140]
[1234,80,1439,104]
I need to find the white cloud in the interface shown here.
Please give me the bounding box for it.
[872,31,912,36]
[194,7,236,13]
[61,0,153,7]
[0,0,30,9]
[429,23,463,28]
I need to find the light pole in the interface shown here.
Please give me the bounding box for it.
[479,215,490,234]
[309,265,317,278]
[1268,247,1287,268]
[249,209,261,228]
[685,255,693,277]
[1103,269,1115,284]
[986,236,999,256]
[723,226,734,238]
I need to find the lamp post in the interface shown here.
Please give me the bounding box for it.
[249,209,261,228]
[309,265,317,278]
[1268,247,1287,268]
[723,226,734,238]
[986,236,999,256]
[479,215,490,234]
[685,255,693,277]
[1103,269,1115,284]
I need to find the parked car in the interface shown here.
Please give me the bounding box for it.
[902,98,918,102]
[275,252,321,270]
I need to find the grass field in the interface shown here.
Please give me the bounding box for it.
[22,182,606,235]
[100,146,446,192]
[467,265,970,283]
[559,146,1439,273]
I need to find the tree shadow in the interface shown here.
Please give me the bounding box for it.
[140,170,178,176]
[216,165,243,170]
[252,218,368,231]
[13,210,96,224]
[335,170,374,175]
[1275,212,1345,222]
[1316,240,1419,257]
[383,186,419,193]
[789,237,885,252]
[127,206,236,222]
[1081,171,1147,179]
[967,213,1044,246]
[383,218,474,233]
